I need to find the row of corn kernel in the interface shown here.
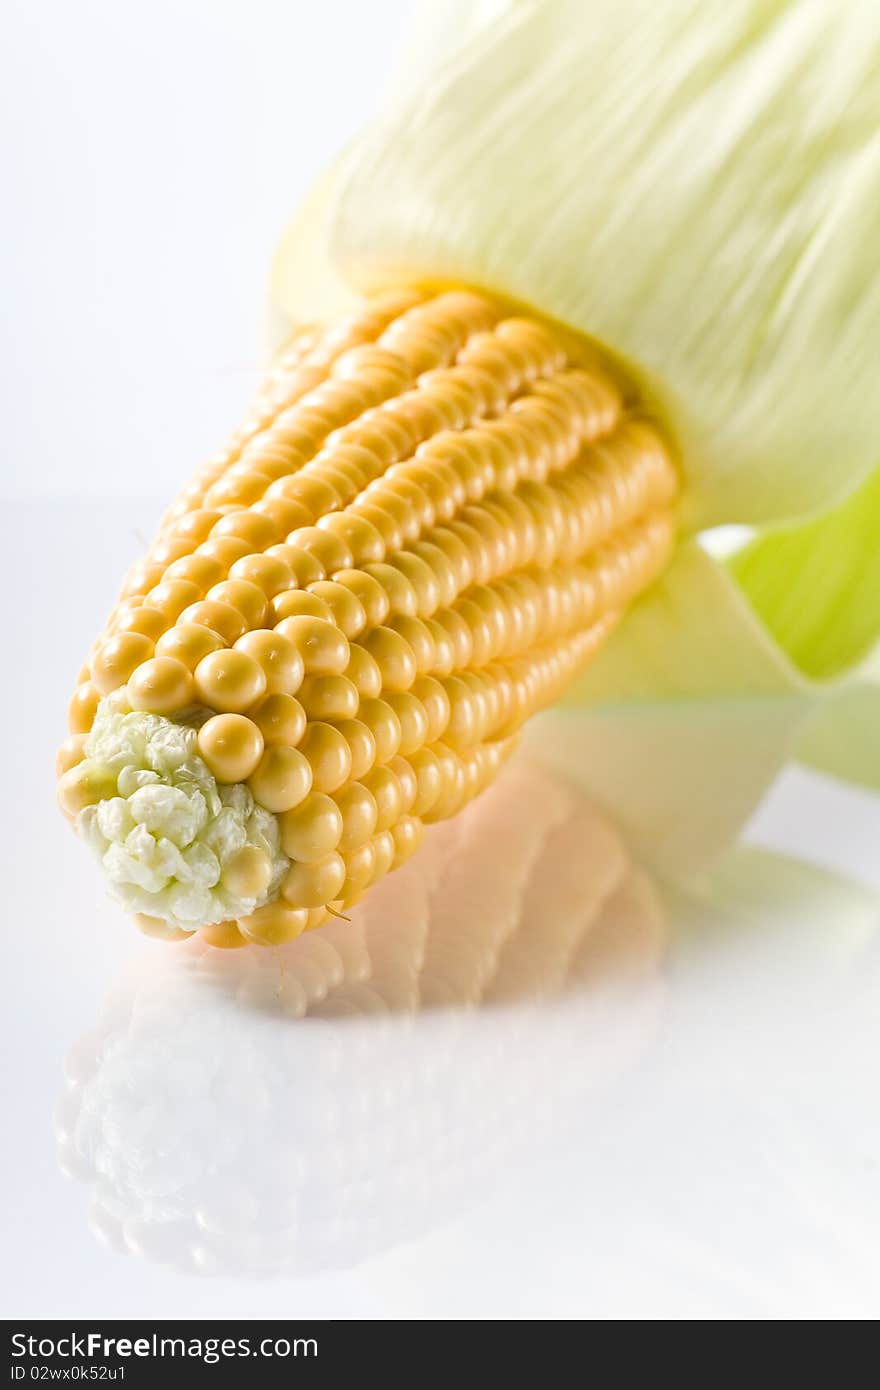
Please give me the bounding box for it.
[159,290,496,531]
[220,516,671,814]
[303,413,669,599]
[236,353,616,532]
[160,601,605,914]
[94,406,665,678]
[72,441,674,745]
[114,345,608,622]
[155,312,580,562]
[73,483,671,762]
[326,370,615,550]
[169,289,428,518]
[331,416,668,579]
[164,298,573,537]
[245,421,671,636]
[99,529,641,803]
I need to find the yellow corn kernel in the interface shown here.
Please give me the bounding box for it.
[127,657,194,715]
[279,792,344,862]
[197,713,265,784]
[335,717,376,781]
[249,692,307,747]
[334,781,379,852]
[199,919,249,949]
[56,734,89,779]
[192,648,267,713]
[248,745,313,812]
[282,852,346,909]
[238,902,309,947]
[221,845,273,899]
[91,632,156,695]
[233,629,304,695]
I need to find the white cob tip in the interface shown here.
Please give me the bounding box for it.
[65,701,288,931]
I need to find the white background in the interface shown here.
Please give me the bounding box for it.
[2,0,880,1324]
[3,0,417,503]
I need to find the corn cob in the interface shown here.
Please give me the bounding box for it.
[57,288,678,945]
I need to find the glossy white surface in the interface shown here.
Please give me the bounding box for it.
[2,501,879,1321]
[3,0,879,1322]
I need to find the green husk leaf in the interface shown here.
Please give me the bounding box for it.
[730,466,880,681]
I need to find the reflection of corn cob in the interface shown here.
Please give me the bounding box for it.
[56,761,666,1278]
[56,289,677,943]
